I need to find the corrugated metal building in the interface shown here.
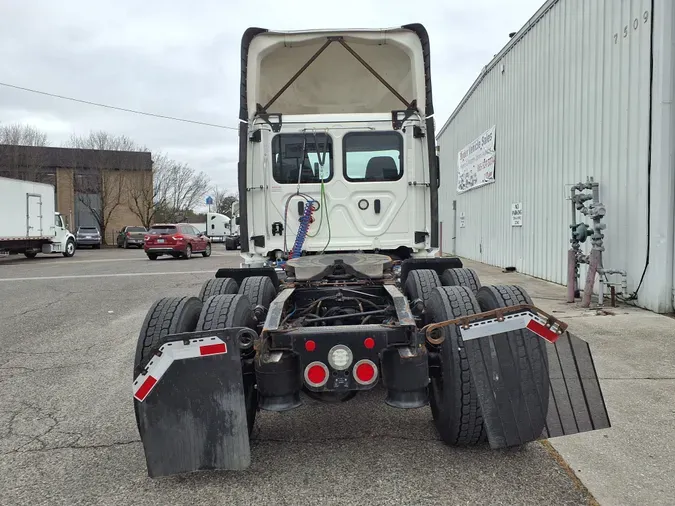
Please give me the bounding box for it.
[436,0,675,313]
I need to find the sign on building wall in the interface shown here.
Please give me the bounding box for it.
[511,202,522,226]
[459,212,466,228]
[456,125,496,193]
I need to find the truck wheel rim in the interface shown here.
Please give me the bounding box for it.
[67,242,74,254]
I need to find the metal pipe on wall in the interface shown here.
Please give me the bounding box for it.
[452,200,457,255]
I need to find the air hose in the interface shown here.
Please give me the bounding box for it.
[288,200,316,259]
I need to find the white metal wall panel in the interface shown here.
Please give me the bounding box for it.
[437,0,658,305]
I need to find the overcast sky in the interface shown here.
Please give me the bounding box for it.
[0,0,544,195]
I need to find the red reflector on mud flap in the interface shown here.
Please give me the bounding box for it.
[134,375,158,402]
[133,337,229,403]
[526,319,559,343]
[200,343,227,356]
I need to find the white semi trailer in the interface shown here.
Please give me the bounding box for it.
[0,176,76,258]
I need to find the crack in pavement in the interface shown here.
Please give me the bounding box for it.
[0,439,141,455]
[0,363,93,372]
[0,401,87,454]
[2,434,443,456]
[599,377,675,380]
[252,434,442,444]
[0,363,94,382]
[6,290,81,319]
[5,342,99,356]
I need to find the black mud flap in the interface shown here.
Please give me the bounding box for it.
[133,328,253,477]
[462,330,611,449]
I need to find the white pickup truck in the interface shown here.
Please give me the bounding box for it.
[0,176,76,258]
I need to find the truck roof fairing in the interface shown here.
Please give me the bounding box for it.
[239,24,434,120]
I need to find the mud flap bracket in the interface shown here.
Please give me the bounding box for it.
[133,328,255,477]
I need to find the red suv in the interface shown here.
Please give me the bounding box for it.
[144,223,212,260]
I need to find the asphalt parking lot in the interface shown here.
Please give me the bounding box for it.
[0,247,595,506]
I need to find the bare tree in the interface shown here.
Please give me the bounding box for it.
[0,123,49,146]
[126,152,172,229]
[0,123,50,181]
[66,131,147,243]
[127,151,211,226]
[158,162,211,223]
[212,186,238,216]
[75,170,128,243]
[66,131,137,152]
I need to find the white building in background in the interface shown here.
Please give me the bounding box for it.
[436,0,675,313]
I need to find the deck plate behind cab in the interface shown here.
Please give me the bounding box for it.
[286,253,393,280]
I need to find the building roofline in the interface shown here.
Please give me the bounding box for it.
[0,143,153,171]
[436,0,558,140]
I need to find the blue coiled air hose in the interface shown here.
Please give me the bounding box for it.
[289,200,316,259]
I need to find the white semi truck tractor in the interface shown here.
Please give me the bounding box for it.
[225,200,241,250]
[0,176,76,259]
[131,25,611,478]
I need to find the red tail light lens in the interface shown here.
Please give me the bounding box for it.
[353,359,378,385]
[172,235,184,241]
[304,361,329,387]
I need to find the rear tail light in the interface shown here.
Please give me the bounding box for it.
[144,235,150,241]
[304,361,329,388]
[126,232,131,237]
[172,235,185,241]
[327,345,353,371]
[353,359,378,385]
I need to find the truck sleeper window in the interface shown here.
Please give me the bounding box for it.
[271,134,333,184]
[343,132,403,182]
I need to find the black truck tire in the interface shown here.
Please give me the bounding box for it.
[196,294,258,435]
[404,269,441,325]
[133,296,202,430]
[196,293,256,330]
[62,238,75,257]
[426,286,486,446]
[474,285,550,440]
[238,276,277,309]
[441,268,481,294]
[199,277,239,302]
[134,296,203,375]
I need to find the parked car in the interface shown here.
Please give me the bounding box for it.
[116,226,147,249]
[143,223,212,260]
[75,226,101,249]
